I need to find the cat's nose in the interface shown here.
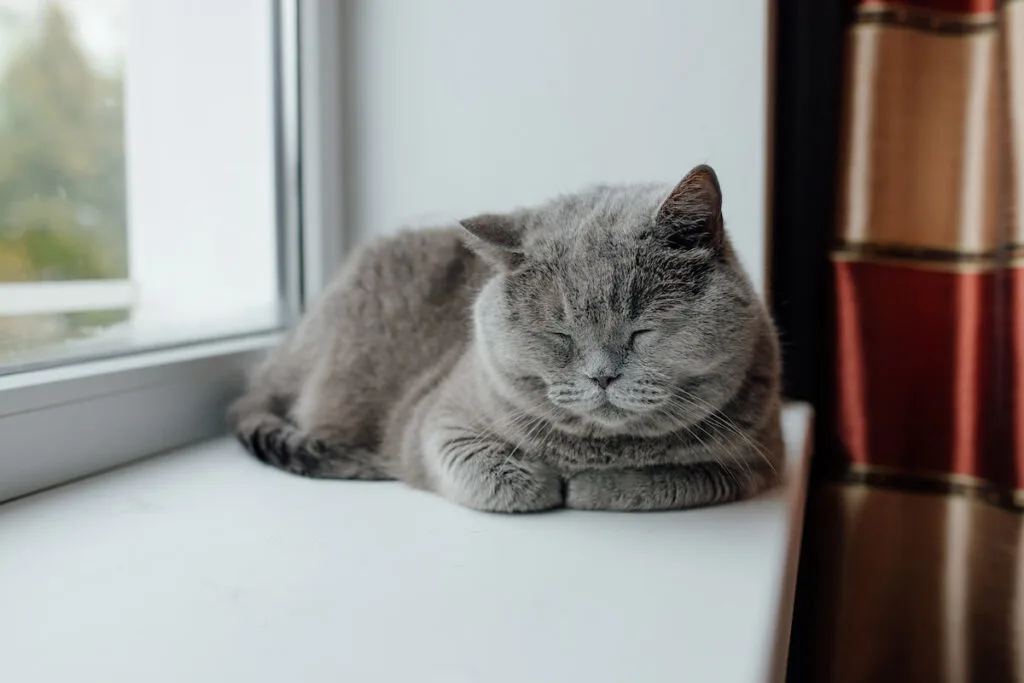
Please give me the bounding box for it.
[590,374,621,390]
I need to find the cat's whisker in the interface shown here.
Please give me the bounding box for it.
[667,390,776,478]
[662,395,750,468]
[660,398,737,458]
[652,402,744,489]
[496,408,564,472]
[481,401,564,471]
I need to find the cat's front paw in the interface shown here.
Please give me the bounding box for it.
[442,455,563,513]
[567,463,766,511]
[566,470,635,510]
[479,458,564,513]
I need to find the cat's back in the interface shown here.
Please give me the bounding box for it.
[318,225,489,373]
[354,225,490,314]
[263,226,492,449]
[306,226,491,350]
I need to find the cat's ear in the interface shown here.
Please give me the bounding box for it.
[654,164,724,251]
[460,213,526,270]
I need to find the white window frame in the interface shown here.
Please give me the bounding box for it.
[0,0,344,503]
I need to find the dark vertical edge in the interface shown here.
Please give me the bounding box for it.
[770,0,845,407]
[764,0,779,296]
[770,1,848,681]
[993,1,1015,499]
[292,0,306,314]
[271,0,305,320]
[338,0,362,250]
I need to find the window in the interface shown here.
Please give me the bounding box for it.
[0,0,337,503]
[0,0,288,372]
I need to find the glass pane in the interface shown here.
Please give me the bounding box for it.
[0,0,284,371]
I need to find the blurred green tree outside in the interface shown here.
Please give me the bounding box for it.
[0,3,127,284]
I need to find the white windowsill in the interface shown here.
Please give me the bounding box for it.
[0,403,812,683]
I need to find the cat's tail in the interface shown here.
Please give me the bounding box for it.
[227,392,392,480]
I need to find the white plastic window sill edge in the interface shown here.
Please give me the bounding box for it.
[0,404,812,683]
[0,334,279,504]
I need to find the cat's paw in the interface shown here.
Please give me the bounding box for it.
[566,470,633,510]
[490,459,564,513]
[567,463,770,511]
[448,457,564,513]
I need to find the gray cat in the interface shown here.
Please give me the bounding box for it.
[229,165,783,512]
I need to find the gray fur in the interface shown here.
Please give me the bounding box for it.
[229,165,783,513]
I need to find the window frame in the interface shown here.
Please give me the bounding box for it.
[0,0,342,503]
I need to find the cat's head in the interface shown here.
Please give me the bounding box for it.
[462,165,761,434]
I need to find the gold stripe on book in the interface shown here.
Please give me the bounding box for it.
[832,243,1024,273]
[856,3,998,34]
[841,463,1024,510]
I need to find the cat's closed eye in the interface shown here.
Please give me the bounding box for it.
[545,331,574,355]
[629,329,655,348]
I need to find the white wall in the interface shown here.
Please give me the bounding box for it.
[350,0,769,289]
